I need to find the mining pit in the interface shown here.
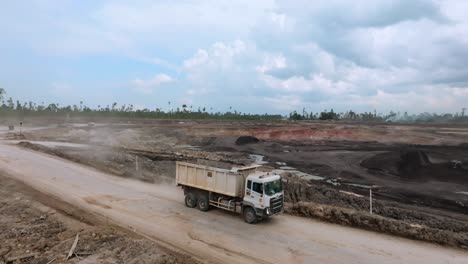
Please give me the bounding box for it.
[3,119,468,250]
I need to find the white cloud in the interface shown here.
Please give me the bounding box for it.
[255,54,286,73]
[183,50,209,68]
[270,13,287,30]
[132,56,180,71]
[186,88,210,96]
[50,82,74,96]
[452,87,468,97]
[0,1,275,56]
[315,86,467,113]
[2,1,468,114]
[260,73,354,95]
[183,40,248,70]
[132,74,173,94]
[263,95,304,111]
[181,40,258,94]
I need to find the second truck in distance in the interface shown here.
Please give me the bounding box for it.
[176,161,284,223]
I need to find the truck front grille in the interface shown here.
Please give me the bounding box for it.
[270,195,283,214]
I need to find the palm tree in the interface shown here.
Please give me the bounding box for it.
[0,88,5,101]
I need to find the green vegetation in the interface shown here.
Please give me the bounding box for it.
[0,89,282,121]
[1,89,466,122]
[289,108,468,123]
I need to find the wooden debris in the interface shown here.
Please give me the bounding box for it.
[5,252,37,262]
[67,233,80,260]
[75,251,93,256]
[46,257,57,264]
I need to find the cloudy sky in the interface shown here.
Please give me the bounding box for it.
[1,0,467,114]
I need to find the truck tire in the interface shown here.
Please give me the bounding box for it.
[243,207,257,224]
[197,195,210,212]
[185,192,197,208]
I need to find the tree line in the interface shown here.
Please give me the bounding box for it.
[1,88,467,122]
[0,88,282,121]
[288,107,468,123]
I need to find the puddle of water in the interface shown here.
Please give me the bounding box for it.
[437,131,468,135]
[345,183,372,189]
[176,145,201,150]
[326,179,340,186]
[8,140,89,149]
[186,146,202,150]
[456,191,468,195]
[71,123,90,127]
[276,162,287,166]
[301,173,326,181]
[249,154,268,165]
[339,190,363,197]
[440,128,468,131]
[33,141,90,149]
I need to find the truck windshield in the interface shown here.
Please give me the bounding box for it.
[264,179,282,196]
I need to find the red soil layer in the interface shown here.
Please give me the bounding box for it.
[251,128,355,141]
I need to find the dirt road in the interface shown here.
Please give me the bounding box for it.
[0,143,467,264]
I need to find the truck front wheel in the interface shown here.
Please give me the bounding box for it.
[243,207,257,224]
[185,192,197,208]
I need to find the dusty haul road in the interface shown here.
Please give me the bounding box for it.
[0,143,467,264]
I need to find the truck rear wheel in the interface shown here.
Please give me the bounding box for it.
[197,195,210,211]
[243,207,257,224]
[185,192,197,208]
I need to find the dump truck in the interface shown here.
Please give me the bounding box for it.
[176,161,284,224]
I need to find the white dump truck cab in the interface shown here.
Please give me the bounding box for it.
[242,172,284,224]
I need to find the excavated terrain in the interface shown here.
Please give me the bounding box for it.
[4,118,468,249]
[0,174,199,264]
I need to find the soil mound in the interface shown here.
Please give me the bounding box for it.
[235,136,259,145]
[398,150,430,174]
[361,149,431,179]
[362,149,468,184]
[18,141,44,151]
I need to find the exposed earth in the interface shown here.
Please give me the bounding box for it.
[1,118,468,263]
[0,173,199,264]
[0,141,466,264]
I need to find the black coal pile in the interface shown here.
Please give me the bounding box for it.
[361,149,431,180]
[398,149,430,175]
[235,136,260,145]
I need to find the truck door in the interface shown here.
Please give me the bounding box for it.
[244,180,263,208]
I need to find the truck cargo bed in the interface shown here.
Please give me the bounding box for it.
[176,162,258,197]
